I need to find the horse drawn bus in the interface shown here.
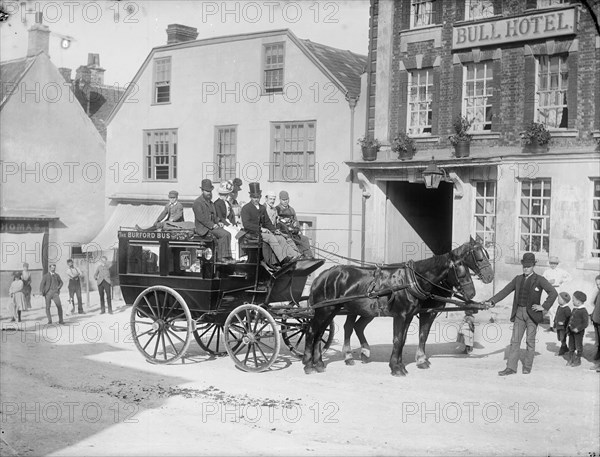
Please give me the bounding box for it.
[118,227,334,372]
[119,224,493,375]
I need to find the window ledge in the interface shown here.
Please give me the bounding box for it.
[454,15,502,27]
[401,24,442,35]
[548,129,578,138]
[411,135,440,143]
[518,129,579,139]
[576,258,600,271]
[471,132,500,140]
[151,102,172,106]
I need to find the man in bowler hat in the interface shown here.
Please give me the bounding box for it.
[39,264,64,324]
[485,252,557,375]
[193,179,233,262]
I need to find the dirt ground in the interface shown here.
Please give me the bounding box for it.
[1,293,599,457]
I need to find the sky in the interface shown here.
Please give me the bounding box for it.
[0,0,371,84]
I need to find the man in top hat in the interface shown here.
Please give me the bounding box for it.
[542,255,572,332]
[193,179,233,262]
[136,190,184,231]
[485,253,557,375]
[240,183,300,266]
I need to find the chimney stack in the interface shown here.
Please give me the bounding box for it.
[58,67,72,83]
[166,24,198,45]
[27,13,50,57]
[86,53,105,86]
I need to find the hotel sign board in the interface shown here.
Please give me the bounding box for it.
[452,8,576,50]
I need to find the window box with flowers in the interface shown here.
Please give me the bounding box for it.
[357,136,381,161]
[521,122,552,153]
[391,131,416,160]
[448,115,473,158]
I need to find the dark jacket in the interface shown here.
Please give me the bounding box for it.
[192,195,217,236]
[215,199,236,226]
[39,272,63,296]
[554,305,572,330]
[490,272,557,324]
[155,201,184,223]
[240,202,276,235]
[568,307,590,333]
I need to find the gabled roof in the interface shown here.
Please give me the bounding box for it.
[0,54,38,110]
[107,29,367,124]
[300,39,366,100]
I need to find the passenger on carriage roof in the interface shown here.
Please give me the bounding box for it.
[240,183,300,266]
[192,179,234,263]
[276,190,314,259]
[135,190,184,231]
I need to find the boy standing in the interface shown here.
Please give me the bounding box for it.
[567,291,589,367]
[591,275,600,369]
[554,292,571,356]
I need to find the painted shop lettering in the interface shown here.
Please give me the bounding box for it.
[453,9,574,49]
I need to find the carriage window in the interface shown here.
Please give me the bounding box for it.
[127,243,160,274]
[473,181,496,249]
[167,243,212,275]
[519,179,551,254]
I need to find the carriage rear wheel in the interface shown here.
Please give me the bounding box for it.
[281,317,335,358]
[130,286,192,364]
[193,322,227,356]
[223,304,280,372]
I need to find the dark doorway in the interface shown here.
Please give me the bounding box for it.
[386,181,453,257]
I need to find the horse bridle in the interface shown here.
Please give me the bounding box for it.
[405,259,472,300]
[464,244,491,280]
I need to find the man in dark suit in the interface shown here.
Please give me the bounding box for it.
[193,179,232,262]
[240,182,300,265]
[486,252,557,375]
[39,263,64,325]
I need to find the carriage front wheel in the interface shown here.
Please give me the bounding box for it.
[223,304,281,372]
[130,286,192,364]
[281,318,335,358]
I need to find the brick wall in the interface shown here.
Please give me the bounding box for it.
[377,0,599,152]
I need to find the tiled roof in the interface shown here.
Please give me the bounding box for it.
[0,55,37,109]
[74,83,125,140]
[300,39,367,100]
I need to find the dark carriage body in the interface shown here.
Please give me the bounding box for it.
[118,228,330,369]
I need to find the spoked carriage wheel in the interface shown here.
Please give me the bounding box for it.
[281,317,335,358]
[130,286,192,364]
[223,304,281,372]
[193,322,227,356]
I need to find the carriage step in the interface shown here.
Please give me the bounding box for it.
[228,274,247,278]
[246,289,268,293]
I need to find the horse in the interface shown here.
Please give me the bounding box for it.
[341,238,494,367]
[302,252,477,376]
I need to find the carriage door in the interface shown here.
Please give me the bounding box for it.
[385,180,453,262]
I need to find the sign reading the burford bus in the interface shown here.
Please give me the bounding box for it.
[452,7,576,50]
[119,230,194,241]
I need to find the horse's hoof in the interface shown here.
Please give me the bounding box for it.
[345,358,355,366]
[315,365,326,373]
[360,354,371,364]
[391,370,407,377]
[304,366,317,375]
[417,363,430,369]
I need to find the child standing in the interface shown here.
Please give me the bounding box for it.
[554,292,572,356]
[9,271,25,323]
[567,291,590,367]
[457,310,475,355]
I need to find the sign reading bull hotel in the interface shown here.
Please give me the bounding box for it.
[453,7,576,49]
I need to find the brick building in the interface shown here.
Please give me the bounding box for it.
[349,0,599,299]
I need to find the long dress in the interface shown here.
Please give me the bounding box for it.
[21,270,32,310]
[9,279,25,320]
